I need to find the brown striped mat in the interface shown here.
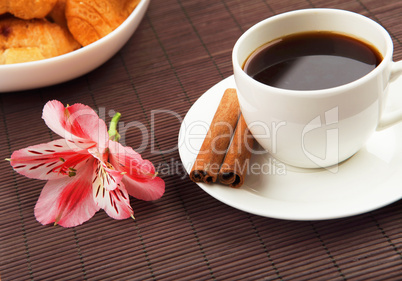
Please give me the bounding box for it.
[2,0,402,280]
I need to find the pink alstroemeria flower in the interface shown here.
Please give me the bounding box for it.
[9,100,165,227]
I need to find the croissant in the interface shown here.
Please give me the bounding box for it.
[0,0,58,20]
[65,0,140,46]
[0,47,45,64]
[47,0,67,28]
[0,16,81,64]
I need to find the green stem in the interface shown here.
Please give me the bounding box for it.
[108,112,121,142]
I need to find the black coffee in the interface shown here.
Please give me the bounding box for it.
[243,31,382,90]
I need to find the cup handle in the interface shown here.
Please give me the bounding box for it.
[377,60,402,130]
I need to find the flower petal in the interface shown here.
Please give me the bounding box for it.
[122,175,165,201]
[10,139,92,180]
[108,141,165,201]
[108,141,156,179]
[92,160,124,192]
[34,159,100,227]
[89,148,124,191]
[42,100,109,150]
[93,180,133,220]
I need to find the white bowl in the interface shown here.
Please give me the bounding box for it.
[0,0,150,93]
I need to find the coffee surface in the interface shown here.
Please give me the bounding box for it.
[244,32,382,90]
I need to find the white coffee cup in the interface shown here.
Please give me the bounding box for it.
[232,8,402,168]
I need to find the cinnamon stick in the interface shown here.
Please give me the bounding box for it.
[218,114,254,188]
[190,88,240,184]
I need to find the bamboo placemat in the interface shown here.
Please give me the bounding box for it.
[2,0,402,280]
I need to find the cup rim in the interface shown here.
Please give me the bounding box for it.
[232,8,394,96]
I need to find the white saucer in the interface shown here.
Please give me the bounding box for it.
[178,75,402,220]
